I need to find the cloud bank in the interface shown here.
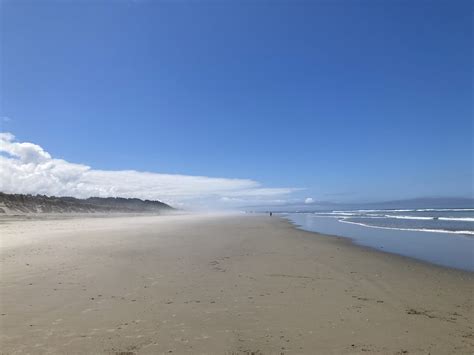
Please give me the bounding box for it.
[0,133,299,209]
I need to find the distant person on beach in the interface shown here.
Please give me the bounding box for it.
[269,212,272,216]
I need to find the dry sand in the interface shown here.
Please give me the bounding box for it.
[0,214,472,354]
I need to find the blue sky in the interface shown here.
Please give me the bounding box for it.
[1,0,472,207]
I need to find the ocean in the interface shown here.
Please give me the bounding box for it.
[282,208,474,271]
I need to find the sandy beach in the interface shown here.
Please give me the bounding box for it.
[0,214,472,354]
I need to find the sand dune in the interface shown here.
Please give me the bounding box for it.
[0,192,173,215]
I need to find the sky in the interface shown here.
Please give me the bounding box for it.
[0,0,472,209]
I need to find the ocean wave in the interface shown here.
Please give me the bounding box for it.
[333,210,373,213]
[334,208,474,213]
[316,213,474,222]
[335,209,414,213]
[384,215,435,220]
[339,219,474,236]
[312,214,347,218]
[344,214,474,222]
[384,215,434,221]
[320,212,359,216]
[438,217,474,222]
[415,208,474,212]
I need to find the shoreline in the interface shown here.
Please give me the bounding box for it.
[282,212,474,272]
[1,214,473,354]
[281,215,474,274]
[281,215,473,276]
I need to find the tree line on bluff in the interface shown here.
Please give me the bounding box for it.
[0,192,174,214]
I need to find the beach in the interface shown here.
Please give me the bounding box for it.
[0,214,472,354]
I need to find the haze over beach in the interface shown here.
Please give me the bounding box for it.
[1,0,473,354]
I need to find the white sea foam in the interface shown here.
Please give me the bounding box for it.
[343,214,474,222]
[335,209,414,213]
[334,208,474,213]
[438,217,474,222]
[314,212,359,216]
[339,219,474,236]
[385,215,434,220]
[313,212,474,222]
[375,215,474,222]
[415,208,474,212]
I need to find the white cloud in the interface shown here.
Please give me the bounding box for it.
[0,133,300,209]
[304,197,314,204]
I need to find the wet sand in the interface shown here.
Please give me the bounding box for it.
[0,214,472,354]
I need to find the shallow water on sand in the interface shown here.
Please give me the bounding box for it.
[283,213,474,271]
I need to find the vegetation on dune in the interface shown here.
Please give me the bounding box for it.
[0,192,173,214]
